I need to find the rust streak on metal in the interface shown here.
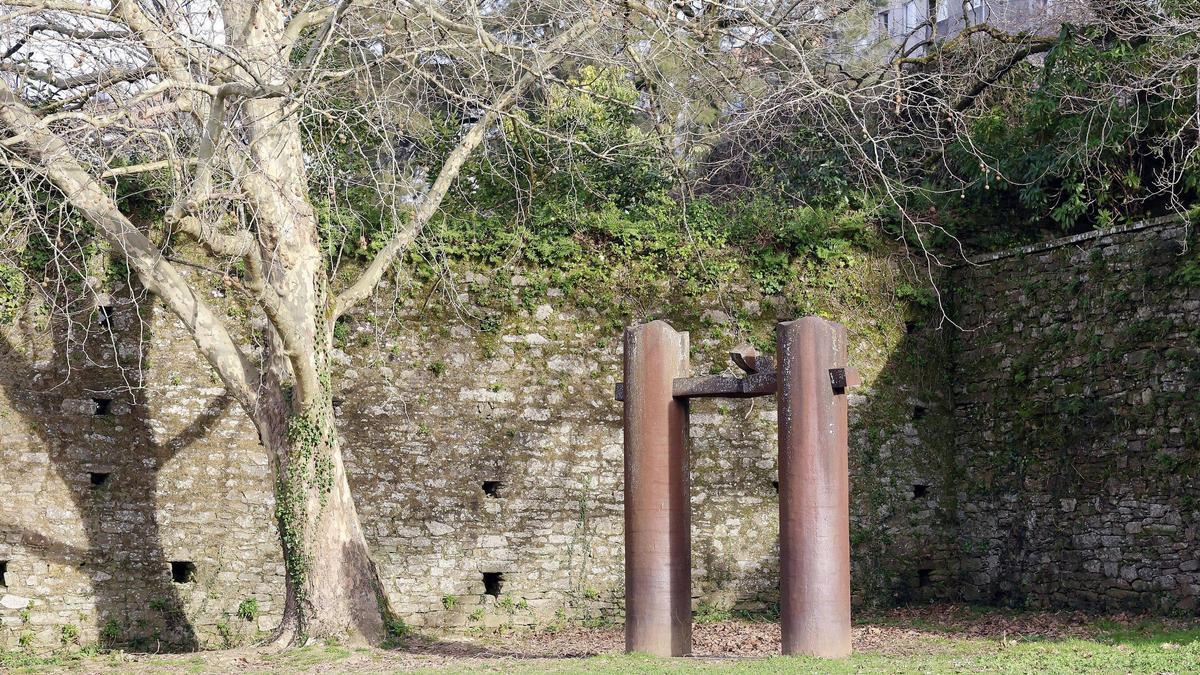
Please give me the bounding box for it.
[776,317,852,658]
[623,321,692,656]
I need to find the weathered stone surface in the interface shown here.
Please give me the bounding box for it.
[1,217,1194,651]
[952,217,1199,614]
[0,596,30,610]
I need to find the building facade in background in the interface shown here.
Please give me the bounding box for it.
[869,0,1076,56]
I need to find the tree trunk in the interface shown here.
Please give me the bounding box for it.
[232,70,390,644]
[265,396,386,646]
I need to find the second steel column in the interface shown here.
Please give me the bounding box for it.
[776,317,852,658]
[623,321,692,656]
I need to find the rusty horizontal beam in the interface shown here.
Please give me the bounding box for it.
[673,373,777,398]
[615,373,776,402]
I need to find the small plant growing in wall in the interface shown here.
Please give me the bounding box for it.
[498,595,516,614]
[544,607,568,632]
[216,616,235,649]
[427,361,447,376]
[468,608,484,622]
[694,601,732,624]
[441,594,458,611]
[60,623,79,645]
[381,613,411,649]
[100,619,122,646]
[582,587,600,601]
[18,631,34,649]
[237,598,259,622]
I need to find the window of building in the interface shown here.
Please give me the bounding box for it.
[877,10,890,34]
[904,0,921,30]
[936,0,949,22]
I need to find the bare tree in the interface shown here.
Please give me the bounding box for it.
[1,0,1191,648]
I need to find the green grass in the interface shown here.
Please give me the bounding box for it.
[418,636,1200,674]
[3,614,1198,674]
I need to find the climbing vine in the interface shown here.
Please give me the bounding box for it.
[273,403,336,632]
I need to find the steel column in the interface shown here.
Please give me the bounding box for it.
[776,317,852,658]
[623,320,692,656]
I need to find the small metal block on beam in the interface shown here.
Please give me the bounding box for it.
[730,344,774,374]
[829,368,847,392]
[828,367,861,394]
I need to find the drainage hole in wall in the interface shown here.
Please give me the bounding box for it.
[771,480,779,494]
[90,472,111,487]
[99,305,114,328]
[92,398,113,416]
[0,560,7,588]
[912,483,929,499]
[482,481,503,498]
[170,561,196,584]
[904,320,918,334]
[918,568,933,587]
[482,571,503,597]
[912,405,926,421]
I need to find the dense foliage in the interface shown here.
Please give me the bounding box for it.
[410,68,879,327]
[934,22,1199,243]
[4,14,1197,328]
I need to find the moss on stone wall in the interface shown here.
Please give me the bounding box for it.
[952,217,1200,614]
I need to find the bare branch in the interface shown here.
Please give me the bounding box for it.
[330,16,602,319]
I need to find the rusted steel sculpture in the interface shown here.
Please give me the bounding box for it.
[616,316,857,658]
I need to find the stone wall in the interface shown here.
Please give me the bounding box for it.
[952,216,1200,613]
[0,300,281,650]
[1,246,957,649]
[2,215,1195,651]
[338,259,959,630]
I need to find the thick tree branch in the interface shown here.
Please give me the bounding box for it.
[897,24,1058,68]
[0,0,115,21]
[0,81,261,410]
[110,0,201,89]
[102,158,195,177]
[285,0,353,52]
[165,85,271,259]
[0,61,152,92]
[951,40,1058,111]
